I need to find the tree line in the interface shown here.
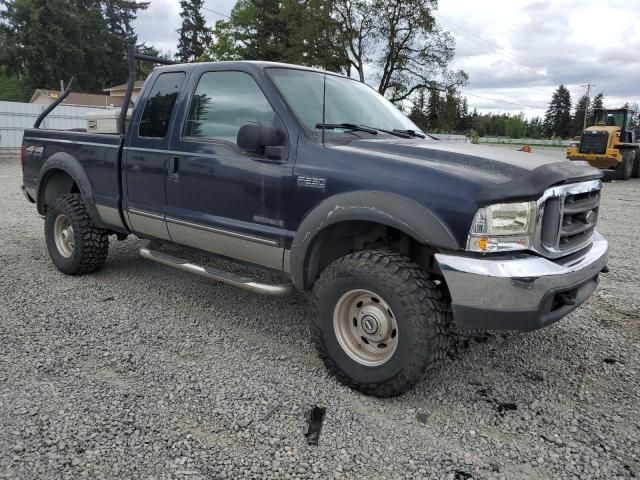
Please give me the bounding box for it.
[406,87,542,138]
[0,0,157,98]
[1,0,636,141]
[0,0,466,107]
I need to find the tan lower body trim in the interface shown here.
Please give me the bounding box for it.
[167,221,284,271]
[127,208,171,240]
[95,205,125,229]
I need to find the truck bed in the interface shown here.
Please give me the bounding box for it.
[22,129,123,213]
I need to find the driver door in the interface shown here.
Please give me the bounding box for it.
[165,69,293,271]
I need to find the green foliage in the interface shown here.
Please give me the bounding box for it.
[505,114,525,138]
[0,0,149,93]
[409,87,472,133]
[177,0,211,62]
[470,112,531,138]
[470,129,479,144]
[526,116,544,139]
[203,0,347,71]
[204,0,466,102]
[543,84,572,138]
[572,94,589,135]
[588,92,604,126]
[334,0,466,101]
[135,44,169,79]
[201,20,243,61]
[0,67,30,101]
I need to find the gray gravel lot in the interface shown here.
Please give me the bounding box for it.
[1,156,639,480]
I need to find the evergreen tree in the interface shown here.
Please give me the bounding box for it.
[589,92,604,125]
[0,0,149,92]
[591,92,604,110]
[408,90,428,131]
[456,97,470,132]
[102,0,150,81]
[203,0,347,71]
[210,0,290,63]
[177,0,211,62]
[426,89,441,132]
[440,88,459,133]
[543,84,572,138]
[572,94,589,136]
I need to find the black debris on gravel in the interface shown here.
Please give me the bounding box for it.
[303,405,326,446]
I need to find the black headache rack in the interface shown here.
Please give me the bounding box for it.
[33,45,177,135]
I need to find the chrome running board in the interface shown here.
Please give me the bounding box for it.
[139,247,294,296]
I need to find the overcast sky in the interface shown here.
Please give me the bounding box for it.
[134,0,640,118]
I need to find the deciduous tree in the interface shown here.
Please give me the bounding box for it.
[334,0,466,102]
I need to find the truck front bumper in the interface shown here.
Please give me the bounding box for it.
[434,232,608,331]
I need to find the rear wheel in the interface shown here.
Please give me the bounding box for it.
[632,147,640,178]
[614,149,634,180]
[310,251,451,397]
[45,194,109,274]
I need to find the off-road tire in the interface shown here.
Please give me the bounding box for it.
[310,251,451,397]
[45,194,109,275]
[614,149,634,181]
[632,147,640,178]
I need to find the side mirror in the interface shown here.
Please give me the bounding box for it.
[237,122,280,155]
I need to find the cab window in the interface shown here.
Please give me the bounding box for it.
[184,71,275,144]
[138,72,185,138]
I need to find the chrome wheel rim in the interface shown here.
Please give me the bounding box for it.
[53,214,74,258]
[333,289,398,366]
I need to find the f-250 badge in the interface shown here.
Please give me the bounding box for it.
[297,176,326,191]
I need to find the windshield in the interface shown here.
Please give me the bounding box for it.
[594,111,626,128]
[267,68,423,138]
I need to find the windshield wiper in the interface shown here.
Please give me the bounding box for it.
[393,129,426,138]
[315,123,378,135]
[315,123,422,139]
[363,126,411,138]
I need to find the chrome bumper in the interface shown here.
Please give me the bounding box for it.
[435,232,609,331]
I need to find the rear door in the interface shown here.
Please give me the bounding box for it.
[165,68,293,271]
[123,71,186,239]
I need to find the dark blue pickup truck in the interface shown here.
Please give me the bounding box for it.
[21,53,609,396]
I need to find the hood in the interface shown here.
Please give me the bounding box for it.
[337,138,557,178]
[334,138,602,205]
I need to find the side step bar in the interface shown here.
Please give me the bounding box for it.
[139,247,294,296]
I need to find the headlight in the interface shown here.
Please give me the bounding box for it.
[467,201,537,253]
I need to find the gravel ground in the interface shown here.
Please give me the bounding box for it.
[1,156,638,480]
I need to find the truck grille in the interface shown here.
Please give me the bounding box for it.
[536,180,601,257]
[578,131,608,154]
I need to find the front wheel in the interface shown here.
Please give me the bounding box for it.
[45,194,109,274]
[614,149,634,180]
[310,251,451,397]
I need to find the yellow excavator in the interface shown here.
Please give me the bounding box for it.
[566,108,639,180]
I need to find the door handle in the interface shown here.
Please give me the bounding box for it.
[168,156,180,181]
